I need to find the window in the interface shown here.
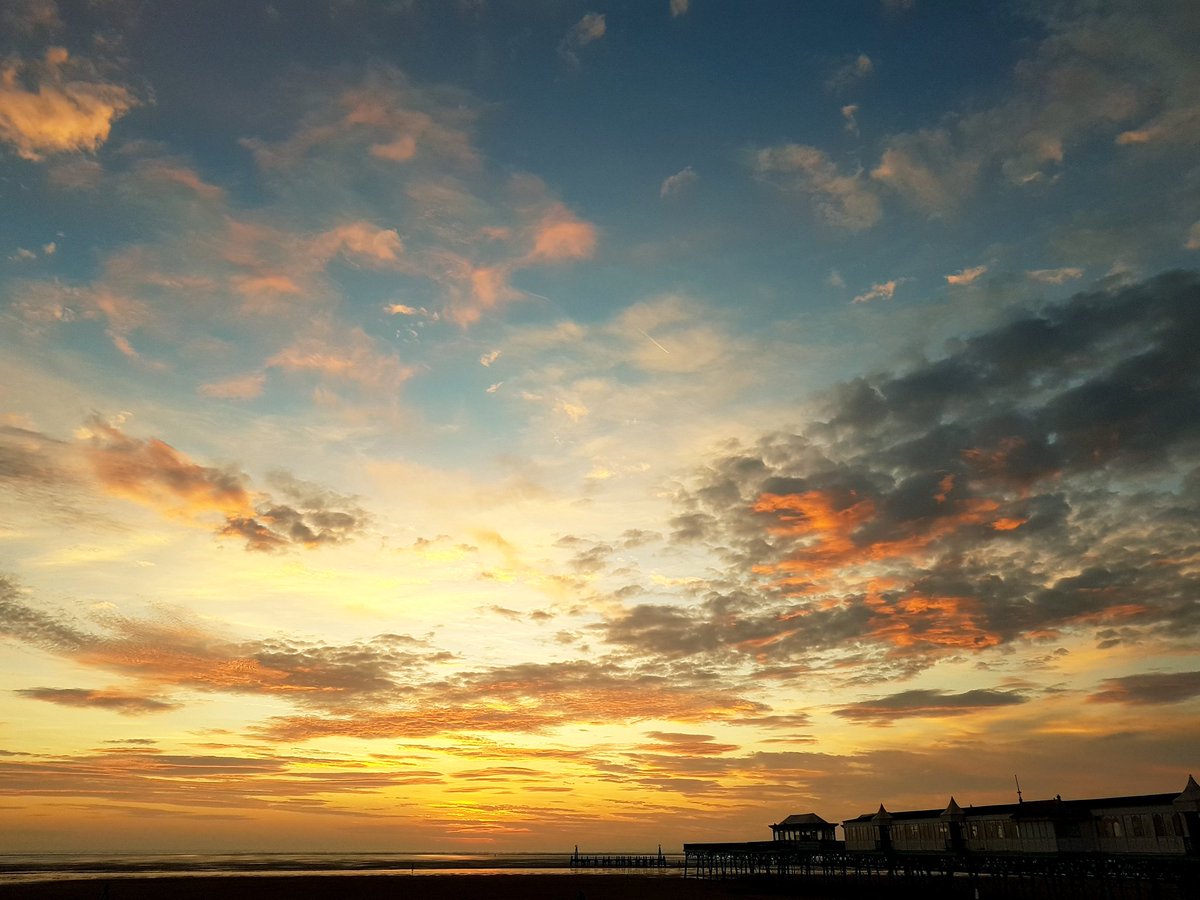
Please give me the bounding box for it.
[1130,815,1145,838]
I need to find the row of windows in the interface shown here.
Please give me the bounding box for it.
[1098,813,1185,839]
[849,813,1187,845]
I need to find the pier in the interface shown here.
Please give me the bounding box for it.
[570,845,670,869]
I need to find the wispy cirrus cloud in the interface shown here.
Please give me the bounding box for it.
[871,3,1200,215]
[826,53,874,93]
[1,579,447,709]
[660,166,698,198]
[1027,267,1084,284]
[751,144,881,231]
[558,12,607,66]
[852,278,906,303]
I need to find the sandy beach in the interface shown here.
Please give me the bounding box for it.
[0,875,822,900]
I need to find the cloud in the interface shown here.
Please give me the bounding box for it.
[842,104,859,135]
[871,128,980,216]
[1,579,445,708]
[640,732,739,756]
[0,574,91,652]
[525,204,597,264]
[752,144,881,231]
[1186,222,1200,251]
[871,3,1200,214]
[670,0,690,17]
[480,349,501,367]
[2,0,62,34]
[945,265,987,286]
[310,222,404,266]
[833,688,1028,724]
[827,53,874,93]
[198,373,267,400]
[559,13,607,66]
[135,161,225,201]
[1088,671,1200,706]
[242,65,478,170]
[601,272,1200,676]
[1027,267,1084,284]
[65,417,368,551]
[0,47,137,160]
[660,166,698,198]
[852,279,904,303]
[266,324,417,394]
[78,416,256,522]
[15,687,180,715]
[258,659,766,741]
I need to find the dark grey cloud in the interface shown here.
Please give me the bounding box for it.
[1088,670,1200,705]
[833,688,1028,724]
[0,575,92,652]
[14,688,180,715]
[603,272,1200,674]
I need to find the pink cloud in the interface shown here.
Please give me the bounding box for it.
[525,205,597,264]
[198,373,267,401]
[311,222,404,266]
[852,279,905,304]
[945,265,987,286]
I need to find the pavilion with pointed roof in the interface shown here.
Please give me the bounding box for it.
[770,812,837,843]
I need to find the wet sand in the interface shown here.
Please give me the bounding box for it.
[0,875,814,900]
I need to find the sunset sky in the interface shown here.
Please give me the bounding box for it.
[2,0,1200,855]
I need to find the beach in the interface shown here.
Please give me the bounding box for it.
[0,875,813,900]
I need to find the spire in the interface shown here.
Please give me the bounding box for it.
[941,796,965,820]
[872,803,892,822]
[1173,774,1200,812]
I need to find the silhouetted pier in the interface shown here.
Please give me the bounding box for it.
[682,843,1199,898]
[570,845,670,869]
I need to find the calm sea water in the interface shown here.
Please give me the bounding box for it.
[0,853,687,885]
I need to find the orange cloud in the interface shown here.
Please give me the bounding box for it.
[79,419,255,522]
[197,373,267,400]
[945,265,987,285]
[137,161,225,200]
[266,326,416,392]
[991,517,1027,531]
[0,48,136,160]
[311,222,404,266]
[525,205,597,264]
[231,274,303,297]
[864,588,1001,652]
[751,489,1004,593]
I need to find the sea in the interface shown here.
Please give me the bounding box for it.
[0,852,688,885]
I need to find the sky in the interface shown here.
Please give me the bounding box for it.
[2,0,1199,855]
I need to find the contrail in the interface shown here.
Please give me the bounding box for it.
[639,328,670,354]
